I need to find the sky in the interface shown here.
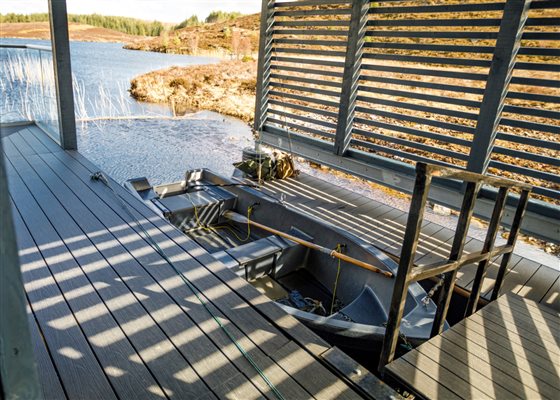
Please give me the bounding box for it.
[0,1,261,23]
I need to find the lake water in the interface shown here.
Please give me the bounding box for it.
[1,38,255,182]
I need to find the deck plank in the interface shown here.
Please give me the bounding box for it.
[45,150,359,400]
[386,294,560,399]
[4,126,374,399]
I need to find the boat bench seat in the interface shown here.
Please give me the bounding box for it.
[212,237,282,281]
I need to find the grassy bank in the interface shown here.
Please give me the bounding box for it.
[130,60,257,123]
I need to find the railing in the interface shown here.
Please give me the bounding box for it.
[0,43,61,143]
[255,0,559,241]
[377,161,532,373]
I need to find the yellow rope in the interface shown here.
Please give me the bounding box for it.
[186,192,252,242]
[330,244,342,315]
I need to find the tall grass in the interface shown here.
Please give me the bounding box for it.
[1,50,139,129]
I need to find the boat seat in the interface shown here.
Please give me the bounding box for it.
[330,286,388,327]
[225,237,281,281]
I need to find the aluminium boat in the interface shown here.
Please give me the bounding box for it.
[125,168,443,353]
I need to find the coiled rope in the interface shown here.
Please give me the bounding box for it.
[91,172,285,400]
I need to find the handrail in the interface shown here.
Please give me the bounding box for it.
[0,43,52,52]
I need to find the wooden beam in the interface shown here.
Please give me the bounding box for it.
[254,0,276,133]
[334,0,369,155]
[48,0,77,150]
[466,0,532,173]
[0,140,41,399]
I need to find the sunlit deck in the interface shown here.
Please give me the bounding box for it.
[260,174,559,311]
[2,124,395,399]
[385,293,559,399]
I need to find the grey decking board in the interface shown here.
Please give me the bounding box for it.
[442,328,560,390]
[517,265,560,305]
[387,294,560,399]
[39,152,321,400]
[541,276,560,311]
[27,125,63,153]
[7,131,37,156]
[32,154,286,400]
[26,303,68,400]
[390,348,491,399]
[7,153,221,399]
[6,157,171,400]
[58,149,363,400]
[478,301,560,342]
[9,205,118,400]
[416,340,527,399]
[449,317,560,377]
[1,135,21,157]
[421,336,554,399]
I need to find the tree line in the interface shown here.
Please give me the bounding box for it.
[173,11,244,30]
[0,13,164,36]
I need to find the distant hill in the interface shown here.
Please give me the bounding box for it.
[1,13,164,36]
[0,22,145,43]
[124,13,260,56]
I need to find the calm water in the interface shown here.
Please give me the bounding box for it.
[1,38,255,181]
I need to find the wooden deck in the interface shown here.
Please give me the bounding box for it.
[259,174,559,311]
[385,293,560,399]
[2,125,398,400]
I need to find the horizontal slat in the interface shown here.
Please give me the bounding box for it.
[356,95,478,120]
[269,90,340,108]
[269,81,341,97]
[355,106,475,135]
[275,20,349,27]
[369,3,506,14]
[268,99,339,118]
[274,0,350,7]
[269,108,338,129]
[267,117,335,138]
[273,38,346,47]
[489,161,560,185]
[493,146,560,167]
[273,29,348,36]
[510,76,560,88]
[358,85,480,108]
[273,47,347,57]
[275,9,352,17]
[507,91,560,104]
[352,127,469,161]
[271,56,345,68]
[350,138,456,168]
[366,31,499,39]
[519,47,560,57]
[522,32,560,40]
[271,64,344,78]
[270,73,341,88]
[525,17,560,26]
[363,53,492,67]
[360,75,485,95]
[502,105,560,120]
[500,118,560,135]
[364,42,495,54]
[514,62,560,72]
[527,186,560,201]
[361,64,487,81]
[367,18,502,27]
[495,133,560,151]
[354,117,471,147]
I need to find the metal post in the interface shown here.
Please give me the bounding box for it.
[378,163,431,373]
[430,181,481,337]
[465,186,509,316]
[254,0,276,134]
[491,189,531,300]
[466,0,531,174]
[334,0,369,156]
[48,0,77,150]
[0,143,41,399]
